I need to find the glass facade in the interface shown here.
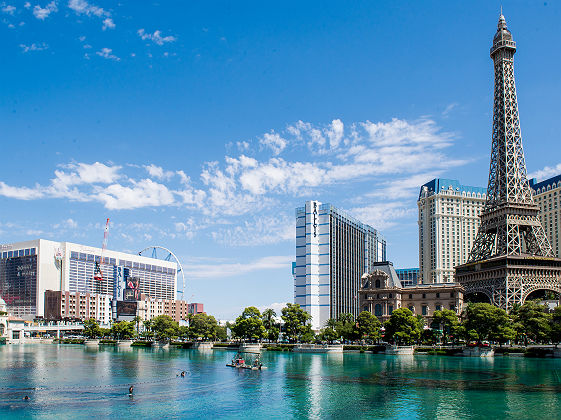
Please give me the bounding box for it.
[68,251,175,300]
[0,249,38,318]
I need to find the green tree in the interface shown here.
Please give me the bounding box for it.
[318,326,338,343]
[300,325,316,343]
[461,303,511,344]
[335,313,357,341]
[431,309,459,344]
[281,303,312,342]
[384,308,421,345]
[151,315,179,341]
[83,318,102,339]
[356,311,381,343]
[511,301,552,344]
[190,313,219,340]
[232,307,266,341]
[110,321,135,340]
[216,325,228,342]
[550,306,561,346]
[261,308,279,342]
[132,316,142,336]
[178,325,190,340]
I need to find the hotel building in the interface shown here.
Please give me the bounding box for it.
[359,262,464,322]
[0,239,177,320]
[531,175,561,258]
[418,179,486,284]
[294,201,386,330]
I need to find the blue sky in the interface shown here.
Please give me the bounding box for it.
[1,1,561,319]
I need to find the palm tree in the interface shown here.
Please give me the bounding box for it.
[133,316,142,336]
[262,309,276,330]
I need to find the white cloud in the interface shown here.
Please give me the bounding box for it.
[68,0,107,17]
[94,178,175,210]
[144,164,174,180]
[442,102,458,118]
[528,163,561,181]
[19,43,48,52]
[33,1,57,20]
[212,214,294,246]
[96,47,119,61]
[350,202,416,230]
[1,4,16,14]
[102,17,114,30]
[183,255,293,279]
[53,218,78,229]
[0,182,44,200]
[24,2,31,9]
[137,28,176,46]
[260,131,287,155]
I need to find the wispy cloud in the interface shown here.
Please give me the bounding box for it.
[68,0,107,17]
[0,117,468,236]
[442,102,458,118]
[137,28,176,45]
[528,163,561,181]
[96,47,119,61]
[102,17,114,30]
[33,1,57,20]
[1,4,16,15]
[19,42,48,52]
[183,255,293,279]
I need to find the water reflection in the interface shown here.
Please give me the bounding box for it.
[1,345,561,419]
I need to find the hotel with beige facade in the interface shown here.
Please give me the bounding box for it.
[418,179,486,284]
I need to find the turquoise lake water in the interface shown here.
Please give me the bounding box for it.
[1,345,560,419]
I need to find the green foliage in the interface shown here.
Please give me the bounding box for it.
[262,308,280,342]
[461,303,512,343]
[334,313,357,341]
[318,325,338,343]
[110,321,135,340]
[83,318,102,339]
[384,308,421,345]
[232,306,266,341]
[189,313,219,340]
[216,325,228,342]
[150,315,179,341]
[551,306,561,345]
[431,309,459,344]
[281,303,312,342]
[356,311,381,342]
[511,301,552,344]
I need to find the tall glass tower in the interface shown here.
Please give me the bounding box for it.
[294,201,386,330]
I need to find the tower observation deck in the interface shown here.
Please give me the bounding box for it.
[455,14,561,310]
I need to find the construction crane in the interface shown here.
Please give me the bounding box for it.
[93,218,110,283]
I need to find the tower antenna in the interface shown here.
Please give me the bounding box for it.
[93,218,110,285]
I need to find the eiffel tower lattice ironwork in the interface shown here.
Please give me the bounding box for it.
[455,14,561,311]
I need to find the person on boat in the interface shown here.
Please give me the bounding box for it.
[180,371,186,377]
[129,385,134,395]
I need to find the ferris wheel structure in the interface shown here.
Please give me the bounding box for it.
[138,246,186,301]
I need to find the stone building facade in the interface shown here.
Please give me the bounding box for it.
[358,262,464,322]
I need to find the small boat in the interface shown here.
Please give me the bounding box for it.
[227,351,267,370]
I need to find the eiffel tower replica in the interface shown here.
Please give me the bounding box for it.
[455,13,561,311]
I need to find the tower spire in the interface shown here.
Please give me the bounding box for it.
[456,15,561,312]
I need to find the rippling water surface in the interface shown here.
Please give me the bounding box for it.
[1,344,560,419]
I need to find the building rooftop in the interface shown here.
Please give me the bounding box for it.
[419,178,487,200]
[530,175,561,193]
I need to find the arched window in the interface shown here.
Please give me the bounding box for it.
[374,304,382,317]
[375,279,381,288]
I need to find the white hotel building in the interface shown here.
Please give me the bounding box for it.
[418,179,487,284]
[0,239,176,320]
[294,201,386,330]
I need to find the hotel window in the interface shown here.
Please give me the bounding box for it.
[422,306,428,316]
